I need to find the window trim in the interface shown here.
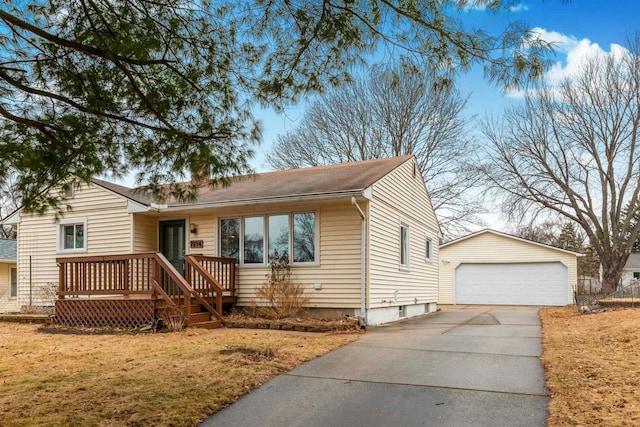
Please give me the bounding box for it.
[9,266,17,299]
[400,221,410,270]
[57,218,88,253]
[219,211,319,267]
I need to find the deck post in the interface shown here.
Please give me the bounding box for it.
[58,261,66,299]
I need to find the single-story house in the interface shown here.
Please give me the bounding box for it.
[0,238,17,313]
[439,229,580,306]
[621,253,640,289]
[3,155,440,326]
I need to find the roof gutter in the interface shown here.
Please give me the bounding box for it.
[351,196,367,329]
[159,190,364,212]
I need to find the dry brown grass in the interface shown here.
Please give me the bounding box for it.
[0,322,357,426]
[541,307,640,426]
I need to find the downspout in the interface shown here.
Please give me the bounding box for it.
[351,197,367,328]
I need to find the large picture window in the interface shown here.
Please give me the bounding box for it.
[268,215,289,259]
[58,219,87,252]
[220,212,317,265]
[220,218,240,259]
[244,217,264,264]
[293,213,316,263]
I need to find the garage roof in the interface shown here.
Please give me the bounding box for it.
[624,253,640,269]
[442,229,583,256]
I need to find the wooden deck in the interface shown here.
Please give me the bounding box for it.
[55,253,237,329]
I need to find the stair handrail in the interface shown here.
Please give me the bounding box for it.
[184,255,224,319]
[153,253,221,322]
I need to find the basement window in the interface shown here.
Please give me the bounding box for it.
[399,305,406,318]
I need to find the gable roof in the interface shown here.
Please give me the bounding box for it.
[624,253,640,270]
[0,238,16,262]
[441,228,583,256]
[92,155,415,209]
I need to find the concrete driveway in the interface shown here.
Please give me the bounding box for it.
[202,306,549,427]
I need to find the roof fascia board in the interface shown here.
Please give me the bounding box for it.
[442,228,584,256]
[127,200,153,213]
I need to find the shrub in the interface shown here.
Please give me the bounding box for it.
[254,251,310,319]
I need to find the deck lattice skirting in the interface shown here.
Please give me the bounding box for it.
[55,299,155,328]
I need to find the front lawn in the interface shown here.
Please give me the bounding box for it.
[541,307,640,426]
[0,323,357,426]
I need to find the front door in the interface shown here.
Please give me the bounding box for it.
[159,220,186,275]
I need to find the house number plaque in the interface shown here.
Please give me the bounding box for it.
[190,240,204,249]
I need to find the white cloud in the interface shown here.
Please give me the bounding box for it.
[463,2,528,12]
[509,4,529,12]
[506,28,628,98]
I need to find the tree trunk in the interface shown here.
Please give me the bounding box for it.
[600,253,628,295]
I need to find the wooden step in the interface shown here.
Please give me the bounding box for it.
[190,319,222,329]
[189,312,211,324]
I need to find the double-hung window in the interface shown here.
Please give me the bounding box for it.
[220,212,317,265]
[58,219,87,252]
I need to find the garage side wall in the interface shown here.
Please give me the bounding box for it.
[439,233,577,305]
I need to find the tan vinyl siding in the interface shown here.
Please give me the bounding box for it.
[0,262,18,312]
[16,184,132,307]
[439,232,578,304]
[368,158,439,308]
[185,213,215,255]
[133,214,158,252]
[186,200,362,308]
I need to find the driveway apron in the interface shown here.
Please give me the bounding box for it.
[202,306,549,427]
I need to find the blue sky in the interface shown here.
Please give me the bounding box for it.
[252,0,640,172]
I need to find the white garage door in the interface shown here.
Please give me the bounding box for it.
[455,262,568,306]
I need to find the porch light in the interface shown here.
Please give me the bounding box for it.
[190,223,198,234]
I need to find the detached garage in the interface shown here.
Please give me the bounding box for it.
[439,229,580,306]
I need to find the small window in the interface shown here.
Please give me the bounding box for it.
[400,223,409,267]
[64,187,74,198]
[243,217,264,264]
[9,267,17,298]
[634,272,640,279]
[426,237,433,261]
[59,219,87,252]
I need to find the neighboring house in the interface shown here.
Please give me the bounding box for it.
[439,229,581,306]
[0,238,18,313]
[3,156,439,326]
[621,253,640,289]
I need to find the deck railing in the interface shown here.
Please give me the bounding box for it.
[57,253,157,297]
[56,253,237,325]
[186,255,237,296]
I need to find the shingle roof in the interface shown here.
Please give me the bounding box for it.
[92,156,414,207]
[0,238,16,261]
[625,253,640,269]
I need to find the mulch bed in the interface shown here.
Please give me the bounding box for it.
[223,314,362,333]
